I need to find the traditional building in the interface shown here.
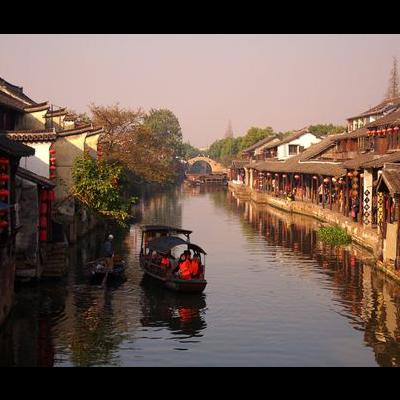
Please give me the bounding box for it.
[0,135,34,325]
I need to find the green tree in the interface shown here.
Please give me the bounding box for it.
[181,142,201,159]
[239,127,274,152]
[71,153,136,224]
[143,108,183,157]
[308,124,346,136]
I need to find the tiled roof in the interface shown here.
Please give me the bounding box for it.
[0,77,36,105]
[299,134,342,161]
[24,102,49,113]
[0,135,35,157]
[365,108,400,129]
[2,129,57,142]
[242,135,279,153]
[0,91,28,111]
[340,127,369,139]
[57,124,93,137]
[86,126,104,137]
[343,151,400,170]
[376,163,400,194]
[263,127,320,150]
[16,167,55,188]
[45,107,67,117]
[347,97,400,120]
[230,160,248,168]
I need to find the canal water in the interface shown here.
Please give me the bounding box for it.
[1,185,400,367]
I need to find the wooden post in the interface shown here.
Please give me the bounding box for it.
[329,178,332,210]
[396,195,400,270]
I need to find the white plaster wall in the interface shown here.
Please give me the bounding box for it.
[277,133,321,160]
[19,142,51,178]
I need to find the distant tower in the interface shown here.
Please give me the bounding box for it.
[224,120,233,138]
[385,56,399,100]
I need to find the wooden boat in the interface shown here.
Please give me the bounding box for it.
[87,255,126,283]
[139,225,207,293]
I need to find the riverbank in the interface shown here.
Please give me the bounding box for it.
[228,181,400,285]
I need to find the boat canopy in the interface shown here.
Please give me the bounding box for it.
[146,236,207,255]
[141,224,193,235]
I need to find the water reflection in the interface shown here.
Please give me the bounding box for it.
[2,185,400,366]
[140,276,207,339]
[226,190,400,367]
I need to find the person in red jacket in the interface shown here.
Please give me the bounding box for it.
[178,252,192,280]
[190,253,201,279]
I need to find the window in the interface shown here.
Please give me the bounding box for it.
[288,145,298,155]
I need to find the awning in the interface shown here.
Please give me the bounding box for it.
[141,224,192,235]
[146,236,207,255]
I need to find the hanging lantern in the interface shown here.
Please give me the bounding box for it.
[50,165,56,171]
[40,203,48,215]
[394,126,400,132]
[360,173,364,178]
[294,174,300,180]
[0,220,9,229]
[0,158,10,166]
[380,128,386,136]
[387,127,393,133]
[312,176,318,180]
[39,229,47,242]
[332,177,337,183]
[40,191,48,201]
[347,172,353,177]
[50,157,56,164]
[266,172,271,176]
[0,189,9,199]
[0,174,9,182]
[49,148,56,155]
[352,183,359,190]
[48,190,55,201]
[323,177,330,183]
[282,174,287,178]
[275,173,279,176]
[39,216,48,228]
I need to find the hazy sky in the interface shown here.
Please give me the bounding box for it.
[1,34,400,147]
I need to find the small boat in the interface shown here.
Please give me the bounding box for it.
[139,225,207,293]
[87,256,126,283]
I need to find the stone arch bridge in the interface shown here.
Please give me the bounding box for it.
[186,156,227,174]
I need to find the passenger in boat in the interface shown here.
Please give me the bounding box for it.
[161,252,171,269]
[176,250,192,280]
[190,253,201,279]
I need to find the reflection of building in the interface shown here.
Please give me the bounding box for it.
[229,192,400,366]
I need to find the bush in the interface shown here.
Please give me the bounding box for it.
[317,226,352,245]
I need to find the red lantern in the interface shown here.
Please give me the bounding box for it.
[49,148,56,154]
[0,189,9,198]
[40,191,48,201]
[387,127,393,133]
[39,216,48,228]
[394,126,400,132]
[0,158,9,166]
[0,220,9,229]
[50,157,56,163]
[347,172,353,177]
[50,174,56,179]
[323,177,330,183]
[294,175,300,180]
[380,128,386,136]
[48,190,55,201]
[40,203,48,215]
[39,229,47,241]
[0,174,9,182]
[312,176,318,180]
[50,165,56,171]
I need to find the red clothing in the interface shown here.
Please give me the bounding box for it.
[190,259,200,278]
[179,259,192,280]
[160,256,170,268]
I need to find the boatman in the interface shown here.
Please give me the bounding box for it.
[103,234,114,272]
